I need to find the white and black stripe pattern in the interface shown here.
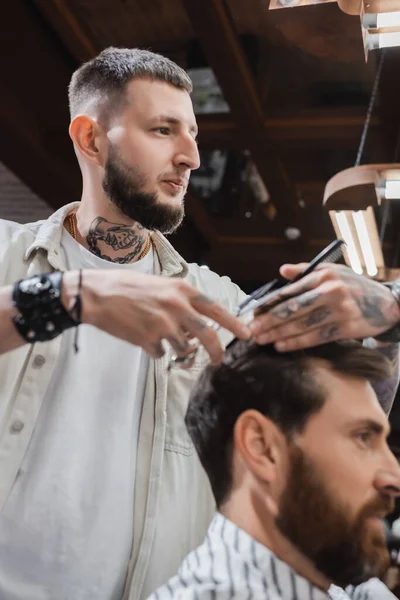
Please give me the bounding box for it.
[148,513,336,599]
[338,578,398,600]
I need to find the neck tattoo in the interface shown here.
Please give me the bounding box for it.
[67,214,151,264]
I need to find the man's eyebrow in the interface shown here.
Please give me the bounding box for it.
[351,419,388,436]
[151,115,198,136]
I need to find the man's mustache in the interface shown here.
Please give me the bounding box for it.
[360,495,395,522]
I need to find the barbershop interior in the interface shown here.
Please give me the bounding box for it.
[4,0,400,598]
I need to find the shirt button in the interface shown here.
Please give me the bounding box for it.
[10,420,24,433]
[33,354,46,368]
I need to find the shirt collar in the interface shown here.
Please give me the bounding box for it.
[150,230,188,278]
[211,513,347,600]
[24,202,76,265]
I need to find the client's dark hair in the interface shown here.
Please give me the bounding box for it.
[185,340,391,507]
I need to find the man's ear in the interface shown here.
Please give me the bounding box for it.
[69,115,106,167]
[233,409,286,487]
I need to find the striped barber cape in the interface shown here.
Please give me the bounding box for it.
[148,513,396,600]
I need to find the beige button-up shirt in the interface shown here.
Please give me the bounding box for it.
[0,203,244,599]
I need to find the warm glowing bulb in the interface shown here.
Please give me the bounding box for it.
[335,212,363,275]
[352,212,378,277]
[385,180,400,199]
[377,12,400,28]
[378,31,400,48]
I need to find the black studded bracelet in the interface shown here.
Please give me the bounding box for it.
[12,271,80,344]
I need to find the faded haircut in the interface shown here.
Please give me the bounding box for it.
[68,46,192,121]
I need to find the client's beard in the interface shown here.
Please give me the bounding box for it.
[102,145,185,234]
[276,445,392,588]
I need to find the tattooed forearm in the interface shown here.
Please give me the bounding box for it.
[364,339,400,415]
[353,295,388,328]
[86,216,147,264]
[343,272,398,330]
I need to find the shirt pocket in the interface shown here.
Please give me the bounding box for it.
[164,347,209,455]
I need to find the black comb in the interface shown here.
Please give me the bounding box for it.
[238,239,345,317]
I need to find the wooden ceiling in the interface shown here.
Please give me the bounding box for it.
[2,0,400,289]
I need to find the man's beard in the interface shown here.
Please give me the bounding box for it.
[276,446,393,588]
[102,145,185,234]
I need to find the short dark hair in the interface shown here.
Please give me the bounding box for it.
[185,340,391,507]
[68,46,192,120]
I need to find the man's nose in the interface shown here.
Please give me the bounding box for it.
[377,474,400,497]
[376,454,400,497]
[174,136,200,171]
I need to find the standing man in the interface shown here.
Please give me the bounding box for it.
[0,47,400,600]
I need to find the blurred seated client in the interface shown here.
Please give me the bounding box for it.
[149,340,400,599]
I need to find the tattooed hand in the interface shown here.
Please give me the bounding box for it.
[62,270,250,363]
[249,263,400,352]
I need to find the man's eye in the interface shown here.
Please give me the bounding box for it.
[155,127,170,135]
[356,430,373,445]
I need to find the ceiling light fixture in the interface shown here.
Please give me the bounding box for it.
[323,50,387,279]
[363,10,400,28]
[366,31,400,50]
[382,178,400,199]
[352,210,380,276]
[331,211,364,274]
[336,1,400,52]
[329,208,383,277]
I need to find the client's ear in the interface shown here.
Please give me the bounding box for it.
[234,410,287,488]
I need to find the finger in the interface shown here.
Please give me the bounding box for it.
[184,331,196,341]
[145,340,166,359]
[279,262,309,280]
[272,322,343,353]
[166,333,191,357]
[183,312,224,364]
[191,293,250,340]
[271,270,325,305]
[279,261,344,281]
[250,287,323,336]
[254,306,334,345]
[167,335,200,360]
